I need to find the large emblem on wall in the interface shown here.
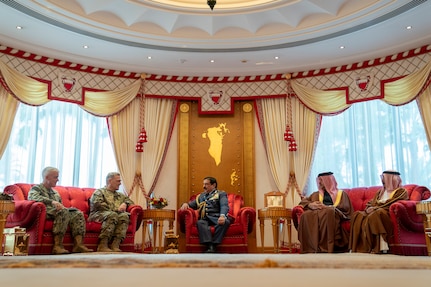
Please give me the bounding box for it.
[344,72,382,103]
[200,86,232,114]
[201,122,230,166]
[209,88,223,105]
[353,73,374,93]
[50,71,85,104]
[58,73,78,94]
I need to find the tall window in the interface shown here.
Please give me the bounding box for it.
[308,99,431,193]
[0,100,118,190]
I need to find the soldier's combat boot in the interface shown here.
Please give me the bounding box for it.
[97,238,112,252]
[72,235,93,253]
[110,238,122,252]
[52,235,69,255]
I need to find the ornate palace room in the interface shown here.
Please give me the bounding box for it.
[1,0,431,286]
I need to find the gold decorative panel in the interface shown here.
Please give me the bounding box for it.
[178,101,255,208]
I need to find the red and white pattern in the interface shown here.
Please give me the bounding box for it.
[1,44,430,108]
[293,45,431,104]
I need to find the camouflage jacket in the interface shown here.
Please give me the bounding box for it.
[89,187,134,220]
[28,184,63,218]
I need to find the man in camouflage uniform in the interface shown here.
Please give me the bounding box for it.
[28,167,92,254]
[89,172,134,252]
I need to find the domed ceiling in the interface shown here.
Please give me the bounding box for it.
[0,0,430,77]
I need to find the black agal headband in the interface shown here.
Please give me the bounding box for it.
[318,172,333,177]
[383,170,400,175]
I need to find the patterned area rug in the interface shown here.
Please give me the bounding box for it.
[1,253,431,269]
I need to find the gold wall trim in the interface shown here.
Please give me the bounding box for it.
[178,103,191,207]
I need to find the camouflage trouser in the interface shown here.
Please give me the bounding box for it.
[98,211,130,241]
[52,208,86,237]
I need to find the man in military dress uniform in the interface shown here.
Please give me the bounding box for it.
[180,176,230,253]
[28,167,92,254]
[89,172,134,252]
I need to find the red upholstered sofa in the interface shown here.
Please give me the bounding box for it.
[390,198,431,256]
[4,183,144,255]
[177,193,256,253]
[292,184,430,256]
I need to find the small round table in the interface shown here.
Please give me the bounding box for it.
[258,207,292,253]
[416,200,431,256]
[141,208,175,253]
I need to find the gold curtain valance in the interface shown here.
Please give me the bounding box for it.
[290,81,350,115]
[0,59,141,115]
[0,59,49,106]
[81,80,141,116]
[290,59,431,113]
[383,59,431,105]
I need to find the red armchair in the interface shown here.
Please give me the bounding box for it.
[389,185,431,256]
[177,193,256,253]
[4,183,144,255]
[292,184,430,255]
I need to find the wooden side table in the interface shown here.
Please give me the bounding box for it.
[141,208,175,253]
[416,201,431,256]
[0,200,15,254]
[258,207,292,253]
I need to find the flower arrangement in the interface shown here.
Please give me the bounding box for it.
[150,196,168,209]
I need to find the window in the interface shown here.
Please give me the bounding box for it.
[0,100,118,190]
[308,99,431,193]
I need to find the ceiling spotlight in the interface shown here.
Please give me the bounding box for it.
[207,0,216,10]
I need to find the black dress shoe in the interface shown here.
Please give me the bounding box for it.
[205,244,216,253]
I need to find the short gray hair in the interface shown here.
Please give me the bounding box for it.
[42,167,59,178]
[106,172,120,184]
